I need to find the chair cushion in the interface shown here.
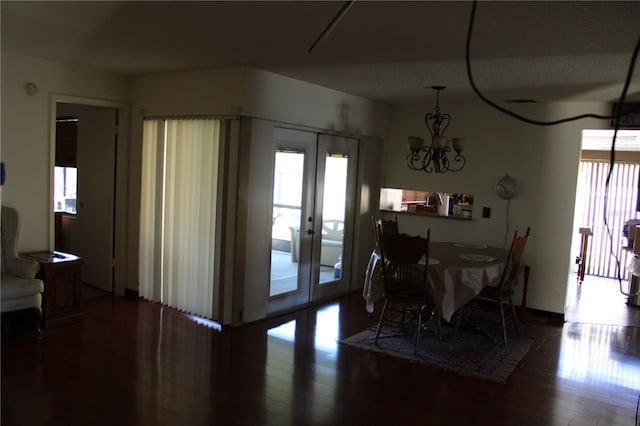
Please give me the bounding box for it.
[1,273,44,300]
[1,292,42,313]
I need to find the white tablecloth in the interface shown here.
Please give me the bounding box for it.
[362,242,508,322]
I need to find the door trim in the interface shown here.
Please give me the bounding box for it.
[267,128,359,315]
[267,127,318,315]
[49,94,130,296]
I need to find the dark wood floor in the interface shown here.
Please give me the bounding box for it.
[565,275,640,326]
[2,277,640,426]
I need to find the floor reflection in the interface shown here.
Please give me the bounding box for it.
[314,304,340,355]
[267,318,297,342]
[559,323,640,391]
[184,313,223,331]
[266,304,340,355]
[565,275,640,326]
[264,304,341,424]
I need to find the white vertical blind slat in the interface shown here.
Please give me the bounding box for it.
[578,160,639,279]
[139,118,220,320]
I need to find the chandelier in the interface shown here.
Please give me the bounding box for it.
[406,86,466,173]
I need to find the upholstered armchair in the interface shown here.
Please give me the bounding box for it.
[1,205,44,337]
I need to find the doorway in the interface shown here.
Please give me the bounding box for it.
[566,129,640,325]
[54,102,118,293]
[268,128,358,315]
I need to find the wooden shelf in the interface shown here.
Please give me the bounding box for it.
[380,209,473,221]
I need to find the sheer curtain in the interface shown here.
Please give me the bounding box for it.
[139,118,220,319]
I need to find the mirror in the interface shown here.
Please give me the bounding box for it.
[379,187,473,219]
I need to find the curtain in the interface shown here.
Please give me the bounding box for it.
[139,118,220,319]
[576,159,639,279]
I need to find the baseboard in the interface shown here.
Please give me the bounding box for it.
[524,307,564,322]
[124,288,139,298]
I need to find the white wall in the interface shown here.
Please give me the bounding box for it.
[2,50,610,317]
[1,52,131,252]
[385,98,610,314]
[243,68,389,138]
[131,67,389,324]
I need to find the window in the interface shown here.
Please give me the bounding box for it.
[54,166,77,213]
[271,150,304,242]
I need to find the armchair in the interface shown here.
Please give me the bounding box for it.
[1,205,44,337]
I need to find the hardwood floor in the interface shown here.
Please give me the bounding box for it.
[565,275,640,326]
[2,278,640,426]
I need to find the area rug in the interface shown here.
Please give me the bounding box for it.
[341,316,535,383]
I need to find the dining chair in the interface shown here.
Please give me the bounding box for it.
[374,224,435,353]
[381,214,399,235]
[371,215,399,250]
[472,227,531,348]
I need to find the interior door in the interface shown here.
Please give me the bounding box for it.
[268,128,358,314]
[75,108,117,292]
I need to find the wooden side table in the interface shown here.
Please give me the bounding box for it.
[23,251,84,329]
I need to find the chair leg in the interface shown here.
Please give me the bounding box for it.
[499,301,508,348]
[374,299,389,344]
[454,305,465,334]
[470,297,478,318]
[509,299,519,336]
[414,308,423,353]
[32,308,43,338]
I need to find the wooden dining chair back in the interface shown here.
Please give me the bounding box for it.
[475,226,531,348]
[380,215,399,236]
[373,224,434,353]
[371,215,399,252]
[499,227,531,293]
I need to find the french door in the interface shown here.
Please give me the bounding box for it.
[268,128,358,314]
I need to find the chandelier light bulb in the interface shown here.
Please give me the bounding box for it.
[408,136,424,152]
[452,138,465,153]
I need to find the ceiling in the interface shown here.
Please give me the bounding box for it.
[2,1,640,104]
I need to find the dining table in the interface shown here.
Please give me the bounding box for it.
[363,241,511,323]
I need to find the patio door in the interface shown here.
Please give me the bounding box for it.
[268,128,358,314]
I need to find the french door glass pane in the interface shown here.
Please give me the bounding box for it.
[270,150,304,296]
[319,154,348,285]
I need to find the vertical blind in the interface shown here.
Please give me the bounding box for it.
[576,159,639,279]
[139,118,221,319]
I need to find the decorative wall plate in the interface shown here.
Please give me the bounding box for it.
[496,174,518,199]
